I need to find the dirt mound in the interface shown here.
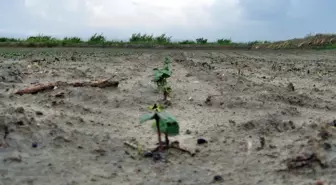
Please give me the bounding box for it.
[256,33,336,49]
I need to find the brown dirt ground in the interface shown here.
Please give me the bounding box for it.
[0,48,336,185]
[258,34,336,49]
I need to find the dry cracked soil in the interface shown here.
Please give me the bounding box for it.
[0,48,336,185]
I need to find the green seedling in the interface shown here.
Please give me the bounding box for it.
[162,86,172,101]
[140,104,179,151]
[152,57,172,100]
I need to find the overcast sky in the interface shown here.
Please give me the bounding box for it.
[0,0,334,42]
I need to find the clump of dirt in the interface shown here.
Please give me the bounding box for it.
[283,121,336,172]
[240,116,296,135]
[0,62,24,83]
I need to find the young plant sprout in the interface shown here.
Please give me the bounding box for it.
[162,86,172,101]
[140,104,179,152]
[152,57,172,101]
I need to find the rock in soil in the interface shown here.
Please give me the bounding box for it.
[197,138,208,145]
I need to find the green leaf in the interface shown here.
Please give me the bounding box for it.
[161,69,172,77]
[151,111,180,136]
[153,71,163,82]
[164,57,171,66]
[139,113,155,124]
[151,120,168,132]
[152,57,172,83]
[158,111,177,123]
[165,122,179,136]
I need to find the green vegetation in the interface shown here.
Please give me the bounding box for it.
[152,57,173,101]
[217,38,232,45]
[88,33,106,44]
[0,33,241,48]
[140,58,177,154]
[0,32,254,48]
[0,32,335,49]
[140,104,179,151]
[129,33,171,44]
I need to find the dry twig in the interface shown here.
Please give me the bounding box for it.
[15,79,119,95]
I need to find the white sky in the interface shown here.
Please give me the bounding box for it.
[0,0,333,41]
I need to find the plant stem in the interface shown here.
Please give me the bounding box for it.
[163,91,168,101]
[165,132,169,146]
[154,113,163,151]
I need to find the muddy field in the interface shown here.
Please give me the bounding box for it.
[0,48,336,185]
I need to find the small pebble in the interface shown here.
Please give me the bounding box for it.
[16,120,24,126]
[152,152,164,161]
[328,120,336,127]
[197,138,208,145]
[213,175,224,182]
[287,82,295,91]
[185,129,192,135]
[32,142,38,148]
[143,152,153,158]
[35,111,43,116]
